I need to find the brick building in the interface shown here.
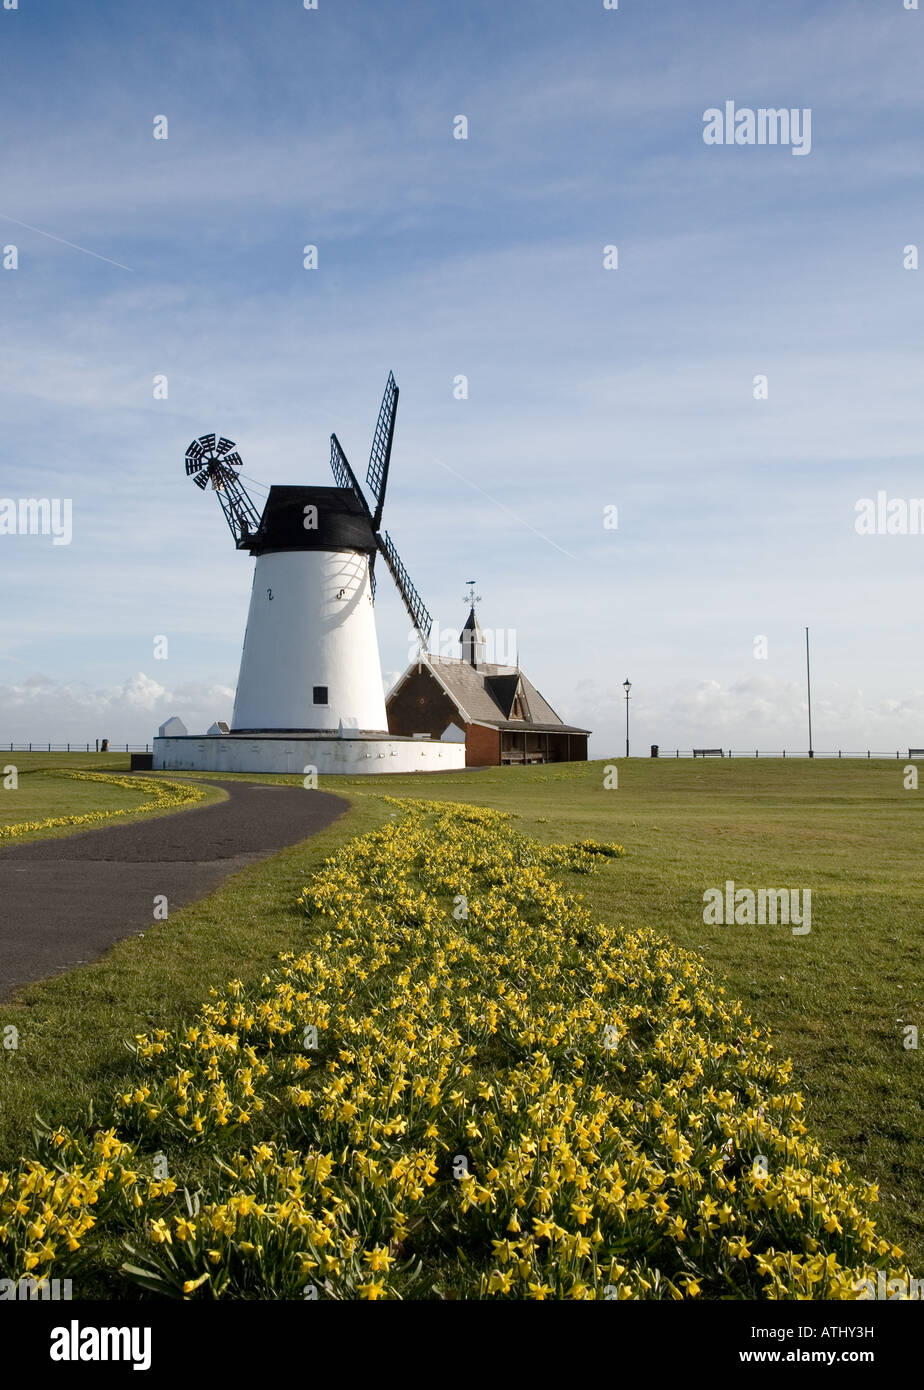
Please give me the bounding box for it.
[386,606,590,767]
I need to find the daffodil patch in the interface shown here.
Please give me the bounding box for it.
[0,799,912,1300]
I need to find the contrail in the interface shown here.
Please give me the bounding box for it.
[0,213,133,271]
[433,455,577,559]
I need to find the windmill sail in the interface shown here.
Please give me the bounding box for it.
[329,378,429,640]
[377,531,432,646]
[330,433,369,508]
[366,371,398,531]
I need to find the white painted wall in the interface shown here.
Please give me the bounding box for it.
[153,735,466,775]
[231,549,388,732]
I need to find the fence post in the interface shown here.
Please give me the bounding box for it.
[783,749,786,758]
[867,750,870,759]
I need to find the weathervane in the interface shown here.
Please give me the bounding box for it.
[464,580,482,609]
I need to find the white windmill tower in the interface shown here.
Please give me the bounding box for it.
[157,375,461,774]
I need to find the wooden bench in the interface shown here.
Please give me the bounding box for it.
[693,748,724,758]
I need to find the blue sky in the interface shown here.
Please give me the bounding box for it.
[1,0,922,754]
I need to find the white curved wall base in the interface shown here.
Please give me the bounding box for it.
[153,735,466,776]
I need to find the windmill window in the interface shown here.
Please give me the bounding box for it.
[313,686,329,705]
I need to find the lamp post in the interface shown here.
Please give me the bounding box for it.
[623,678,631,758]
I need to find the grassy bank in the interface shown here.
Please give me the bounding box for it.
[0,754,921,1270]
[0,757,225,845]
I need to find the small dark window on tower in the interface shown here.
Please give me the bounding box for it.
[313,686,329,705]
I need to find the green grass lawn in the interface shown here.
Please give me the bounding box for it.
[0,753,921,1272]
[0,771,151,828]
[0,751,133,773]
[0,753,226,844]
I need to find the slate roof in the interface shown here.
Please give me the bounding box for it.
[389,656,590,735]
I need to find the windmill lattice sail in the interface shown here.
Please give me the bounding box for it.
[366,370,398,531]
[378,530,432,646]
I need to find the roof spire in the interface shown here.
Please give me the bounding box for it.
[460,580,485,668]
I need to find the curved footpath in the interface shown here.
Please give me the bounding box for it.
[0,780,346,1002]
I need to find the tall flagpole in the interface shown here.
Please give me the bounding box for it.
[805,626,814,759]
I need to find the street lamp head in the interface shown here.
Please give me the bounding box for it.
[623,678,631,694]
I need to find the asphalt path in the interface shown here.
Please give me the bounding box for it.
[0,780,346,1001]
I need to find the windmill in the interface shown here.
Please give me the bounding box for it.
[183,373,434,736]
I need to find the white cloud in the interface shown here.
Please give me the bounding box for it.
[575,673,924,757]
[0,673,234,746]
